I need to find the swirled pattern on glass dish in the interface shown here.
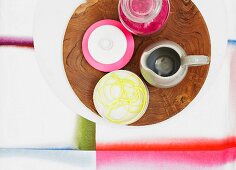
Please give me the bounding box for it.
[93,70,149,125]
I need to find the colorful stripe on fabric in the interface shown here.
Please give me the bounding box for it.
[97,150,236,169]
[0,36,34,48]
[228,39,236,45]
[74,116,96,150]
[97,137,236,151]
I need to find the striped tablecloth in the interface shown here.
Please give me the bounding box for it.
[0,0,236,169]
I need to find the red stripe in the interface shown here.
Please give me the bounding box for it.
[97,137,236,151]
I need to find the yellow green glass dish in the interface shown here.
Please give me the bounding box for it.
[93,70,149,125]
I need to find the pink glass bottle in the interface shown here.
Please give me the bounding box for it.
[118,0,170,36]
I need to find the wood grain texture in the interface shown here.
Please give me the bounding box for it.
[63,0,211,126]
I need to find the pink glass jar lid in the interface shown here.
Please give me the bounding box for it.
[82,19,134,72]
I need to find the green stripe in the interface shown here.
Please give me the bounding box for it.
[74,116,96,150]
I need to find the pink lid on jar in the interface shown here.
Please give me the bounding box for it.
[82,19,134,72]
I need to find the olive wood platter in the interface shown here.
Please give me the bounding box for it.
[63,0,211,126]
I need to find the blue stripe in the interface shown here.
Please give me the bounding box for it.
[0,148,75,151]
[0,149,96,167]
[228,39,236,45]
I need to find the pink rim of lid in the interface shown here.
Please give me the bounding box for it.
[82,19,134,72]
